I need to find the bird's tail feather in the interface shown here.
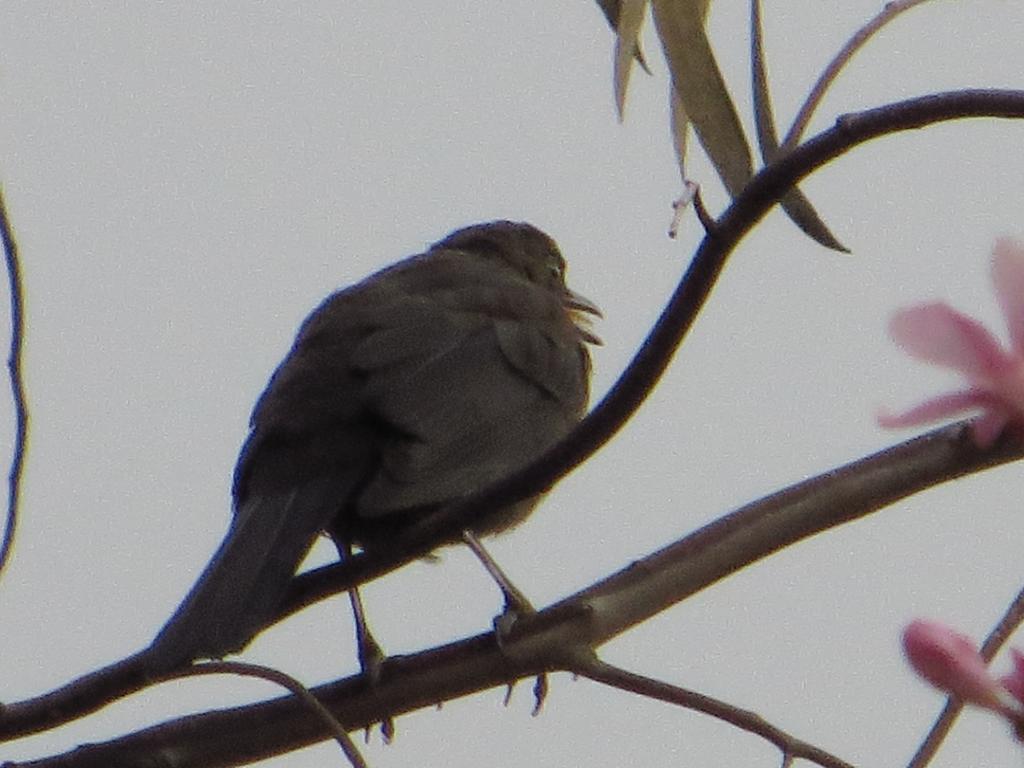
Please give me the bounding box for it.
[147,479,341,671]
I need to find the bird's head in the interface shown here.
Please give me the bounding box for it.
[434,220,602,344]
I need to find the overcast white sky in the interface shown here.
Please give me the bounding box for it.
[2,2,1024,766]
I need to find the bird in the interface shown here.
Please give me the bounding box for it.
[148,220,599,674]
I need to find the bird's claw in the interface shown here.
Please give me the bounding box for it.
[494,599,548,716]
[501,673,549,715]
[356,634,395,742]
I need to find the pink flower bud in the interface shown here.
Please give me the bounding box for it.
[1000,648,1024,706]
[902,619,1005,711]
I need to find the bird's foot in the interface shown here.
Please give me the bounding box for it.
[357,632,386,686]
[460,530,549,714]
[355,630,396,742]
[502,672,549,716]
[494,595,549,716]
[492,585,536,647]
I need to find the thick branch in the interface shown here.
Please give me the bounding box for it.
[9,423,1023,767]
[556,424,1022,648]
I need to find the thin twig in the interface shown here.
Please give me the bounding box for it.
[576,658,855,768]
[0,186,28,581]
[691,184,715,235]
[906,582,1024,768]
[782,0,936,149]
[166,661,368,768]
[749,0,849,252]
[750,0,777,161]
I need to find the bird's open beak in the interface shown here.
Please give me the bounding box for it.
[564,288,602,345]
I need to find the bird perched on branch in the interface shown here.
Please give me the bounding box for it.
[149,220,600,674]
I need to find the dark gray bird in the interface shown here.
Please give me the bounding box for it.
[149,220,599,672]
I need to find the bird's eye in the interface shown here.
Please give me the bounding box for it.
[547,259,564,281]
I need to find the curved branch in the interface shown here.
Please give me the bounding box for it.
[782,0,936,148]
[161,661,367,768]
[0,186,28,581]
[6,633,531,768]
[577,659,855,768]
[4,87,1024,747]
[276,88,1024,618]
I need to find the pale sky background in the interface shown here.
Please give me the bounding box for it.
[2,2,1024,767]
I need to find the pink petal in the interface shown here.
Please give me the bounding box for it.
[876,390,995,429]
[982,360,1024,437]
[969,408,1013,448]
[991,238,1024,355]
[1002,648,1024,706]
[890,303,1013,380]
[903,620,1005,711]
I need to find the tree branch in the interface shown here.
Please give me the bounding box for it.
[0,186,28,581]
[577,658,855,768]
[7,421,1023,766]
[275,88,1024,621]
[5,88,1024,762]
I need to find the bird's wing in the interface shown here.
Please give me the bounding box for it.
[351,280,588,517]
[149,293,385,669]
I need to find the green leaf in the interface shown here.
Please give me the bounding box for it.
[669,85,690,182]
[614,0,650,119]
[750,0,848,252]
[595,0,652,78]
[651,0,752,199]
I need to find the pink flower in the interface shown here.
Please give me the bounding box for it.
[903,620,1008,710]
[903,619,1024,737]
[879,237,1024,447]
[1002,649,1024,705]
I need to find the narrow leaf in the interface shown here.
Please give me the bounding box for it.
[651,0,752,199]
[614,0,650,120]
[750,0,848,252]
[669,85,690,182]
[595,0,653,76]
